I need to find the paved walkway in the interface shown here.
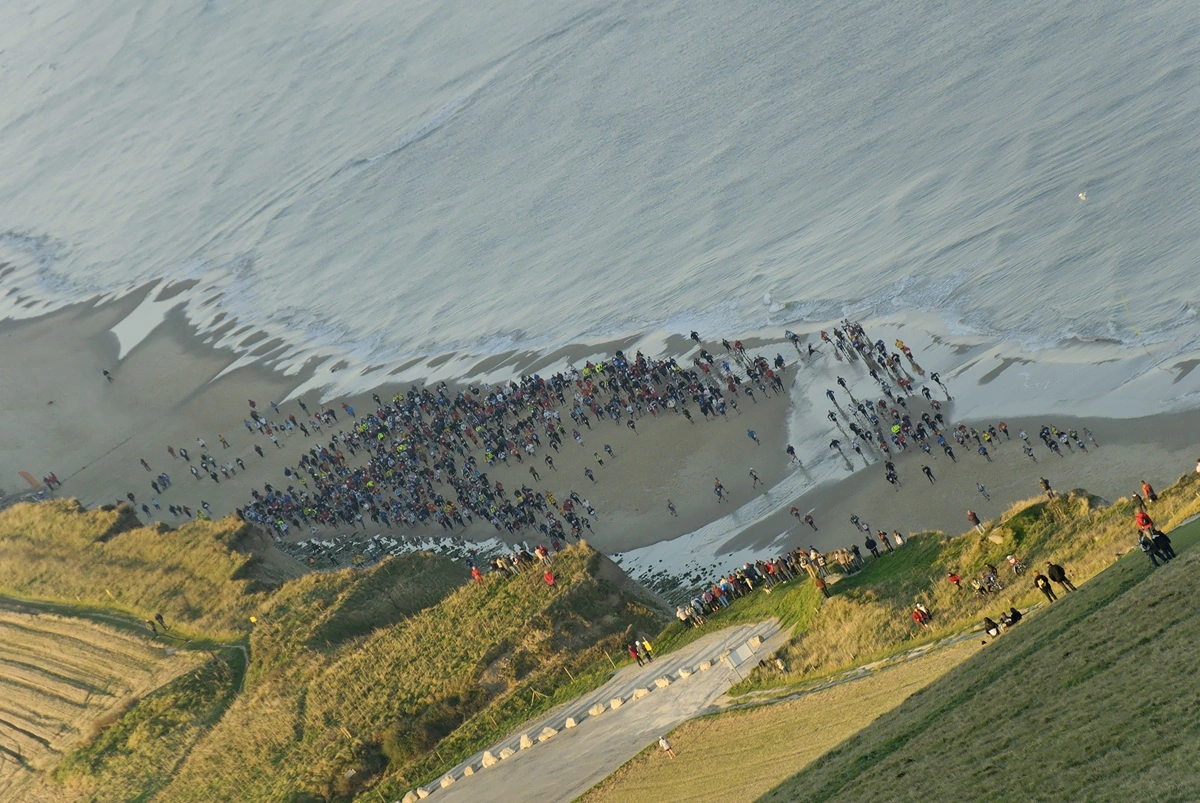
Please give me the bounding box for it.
[421,620,784,803]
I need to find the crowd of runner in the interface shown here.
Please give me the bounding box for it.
[126,342,792,541]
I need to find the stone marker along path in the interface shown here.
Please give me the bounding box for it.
[415,620,783,803]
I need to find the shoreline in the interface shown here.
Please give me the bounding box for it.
[1,294,1198,586]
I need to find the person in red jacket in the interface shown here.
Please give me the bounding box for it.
[543,570,556,587]
[912,606,929,629]
[471,566,483,584]
[1135,510,1154,533]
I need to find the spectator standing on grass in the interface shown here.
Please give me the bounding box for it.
[1139,532,1170,567]
[659,736,676,758]
[814,574,829,598]
[1046,562,1076,592]
[1034,571,1057,603]
[640,638,654,662]
[1153,528,1176,560]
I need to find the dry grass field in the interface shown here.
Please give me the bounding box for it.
[0,603,202,802]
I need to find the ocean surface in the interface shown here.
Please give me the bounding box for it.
[2,0,1199,377]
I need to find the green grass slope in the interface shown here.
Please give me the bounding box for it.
[763,515,1200,802]
[736,471,1200,692]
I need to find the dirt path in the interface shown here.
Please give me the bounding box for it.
[425,621,786,803]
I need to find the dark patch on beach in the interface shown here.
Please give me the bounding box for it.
[1172,359,1200,384]
[248,337,284,357]
[154,279,200,302]
[929,333,977,355]
[387,358,424,375]
[466,350,518,375]
[507,350,551,376]
[205,319,240,342]
[426,352,457,369]
[948,358,981,378]
[238,331,268,348]
[978,356,1033,385]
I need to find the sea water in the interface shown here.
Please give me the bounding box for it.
[1,0,1199,380]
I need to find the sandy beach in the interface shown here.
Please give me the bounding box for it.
[2,287,1199,589]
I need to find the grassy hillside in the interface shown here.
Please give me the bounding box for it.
[0,499,666,802]
[579,477,1200,803]
[159,544,662,802]
[0,603,205,802]
[734,470,1200,693]
[0,500,267,641]
[764,514,1200,802]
